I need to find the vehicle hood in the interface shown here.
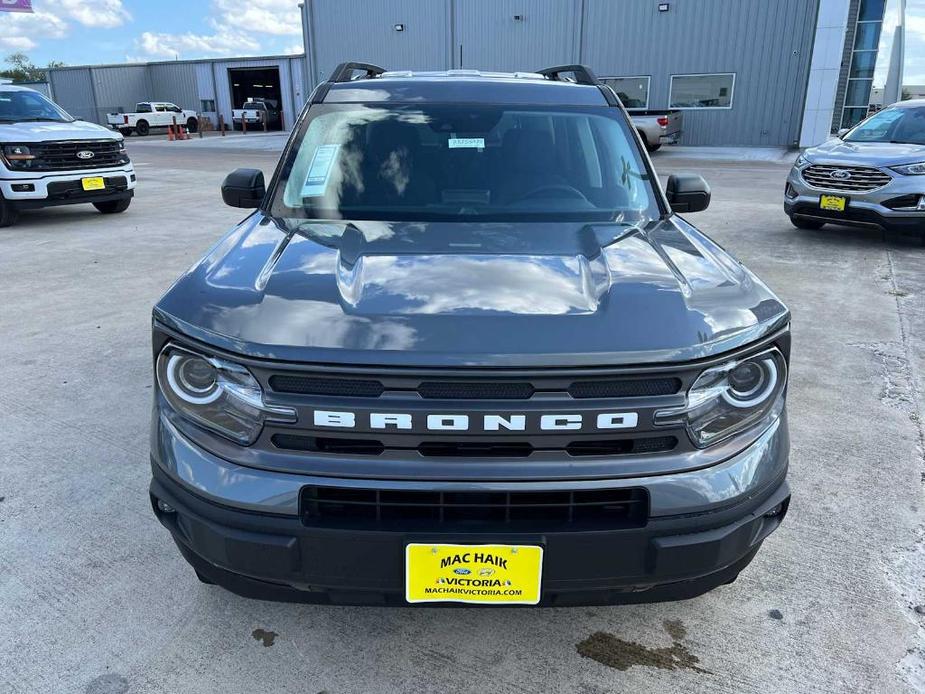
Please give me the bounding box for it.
[154,214,789,367]
[0,119,120,143]
[807,137,925,166]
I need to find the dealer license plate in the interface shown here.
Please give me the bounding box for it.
[819,195,846,212]
[405,543,543,605]
[81,177,105,191]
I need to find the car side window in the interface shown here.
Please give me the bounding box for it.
[155,104,168,112]
[137,103,152,113]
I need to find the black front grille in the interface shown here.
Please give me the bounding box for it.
[568,377,680,398]
[301,486,649,529]
[268,373,680,400]
[8,140,128,172]
[271,433,678,458]
[418,381,535,399]
[269,375,385,397]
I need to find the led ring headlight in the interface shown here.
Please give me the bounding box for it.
[656,347,787,448]
[166,353,221,405]
[157,344,296,444]
[722,357,778,408]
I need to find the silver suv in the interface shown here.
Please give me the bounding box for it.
[785,100,925,233]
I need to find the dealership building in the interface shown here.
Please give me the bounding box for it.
[45,0,888,148]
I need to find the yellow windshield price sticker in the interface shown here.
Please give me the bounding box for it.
[405,543,543,605]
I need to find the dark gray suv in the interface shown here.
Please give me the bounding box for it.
[149,63,791,606]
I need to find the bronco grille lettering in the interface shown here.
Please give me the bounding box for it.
[309,411,639,432]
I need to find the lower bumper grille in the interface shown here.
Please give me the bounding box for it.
[301,486,649,530]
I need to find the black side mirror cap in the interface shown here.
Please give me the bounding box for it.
[222,168,265,208]
[666,173,711,213]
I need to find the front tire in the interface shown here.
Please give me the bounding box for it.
[789,214,824,230]
[0,197,19,227]
[135,119,150,137]
[186,117,199,134]
[94,198,131,214]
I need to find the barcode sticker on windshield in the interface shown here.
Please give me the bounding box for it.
[301,144,340,197]
[448,137,485,150]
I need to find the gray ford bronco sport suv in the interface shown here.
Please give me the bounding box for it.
[150,63,791,606]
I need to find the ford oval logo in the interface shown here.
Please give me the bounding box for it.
[830,169,852,180]
[76,150,95,160]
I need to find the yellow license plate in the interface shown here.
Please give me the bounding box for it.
[405,543,543,605]
[820,195,846,211]
[81,177,105,191]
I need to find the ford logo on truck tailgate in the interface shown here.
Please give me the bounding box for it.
[76,150,95,160]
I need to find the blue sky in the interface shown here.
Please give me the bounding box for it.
[0,0,304,66]
[0,0,921,86]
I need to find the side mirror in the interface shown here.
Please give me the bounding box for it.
[666,173,711,213]
[836,127,850,138]
[222,168,265,208]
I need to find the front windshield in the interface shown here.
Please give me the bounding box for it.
[271,104,660,223]
[0,90,73,123]
[844,106,925,145]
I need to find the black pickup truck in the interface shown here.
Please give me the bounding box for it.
[149,63,791,606]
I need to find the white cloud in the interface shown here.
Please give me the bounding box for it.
[135,28,260,59]
[875,0,925,85]
[131,0,301,60]
[58,0,130,29]
[215,0,302,36]
[283,43,304,55]
[0,10,67,53]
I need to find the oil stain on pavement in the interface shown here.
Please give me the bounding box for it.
[576,619,709,674]
[251,628,278,647]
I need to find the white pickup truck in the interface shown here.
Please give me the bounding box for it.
[107,102,199,137]
[0,85,135,227]
[231,100,281,130]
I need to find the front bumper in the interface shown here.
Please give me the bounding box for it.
[0,165,136,208]
[785,165,924,232]
[150,411,790,605]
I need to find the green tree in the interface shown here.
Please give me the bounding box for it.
[0,53,65,82]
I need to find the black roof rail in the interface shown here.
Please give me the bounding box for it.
[329,62,386,83]
[536,64,600,86]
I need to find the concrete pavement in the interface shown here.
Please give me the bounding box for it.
[0,142,922,694]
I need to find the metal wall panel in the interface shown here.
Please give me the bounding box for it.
[48,68,97,122]
[582,0,819,146]
[149,62,200,111]
[89,65,151,120]
[308,0,450,85]
[453,0,581,72]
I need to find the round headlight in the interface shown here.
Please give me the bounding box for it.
[166,353,220,404]
[722,357,778,408]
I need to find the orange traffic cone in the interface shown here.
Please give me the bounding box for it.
[167,125,175,141]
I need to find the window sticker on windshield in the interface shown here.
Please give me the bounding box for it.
[301,144,340,197]
[448,137,485,150]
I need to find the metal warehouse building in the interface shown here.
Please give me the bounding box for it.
[46,0,887,148]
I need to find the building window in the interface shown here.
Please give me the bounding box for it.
[840,0,887,129]
[853,21,883,51]
[849,51,878,79]
[600,76,650,110]
[858,0,886,22]
[669,73,735,109]
[200,99,216,112]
